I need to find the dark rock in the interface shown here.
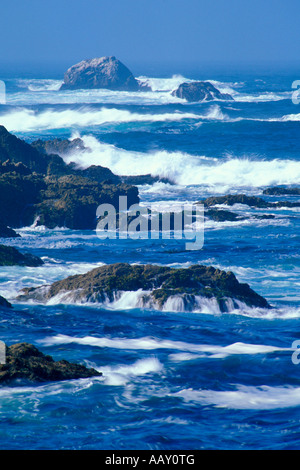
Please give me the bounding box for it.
[253,214,276,220]
[206,209,244,222]
[0,125,49,173]
[0,245,44,267]
[60,56,141,91]
[31,137,86,157]
[263,186,300,196]
[172,81,233,102]
[0,160,32,176]
[0,343,102,384]
[0,222,20,238]
[0,168,139,230]
[0,171,46,227]
[121,174,173,186]
[0,128,140,230]
[205,209,276,222]
[18,263,271,311]
[23,175,139,230]
[0,295,12,308]
[199,194,300,209]
[32,138,121,183]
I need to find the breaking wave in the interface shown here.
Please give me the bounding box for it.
[0,107,203,132]
[60,134,300,189]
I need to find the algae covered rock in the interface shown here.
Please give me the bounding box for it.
[0,245,44,267]
[0,343,102,384]
[18,263,270,311]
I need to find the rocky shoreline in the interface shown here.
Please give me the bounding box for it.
[0,125,298,389]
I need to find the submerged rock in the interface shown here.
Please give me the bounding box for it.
[18,263,270,311]
[205,209,276,222]
[206,209,244,222]
[60,56,141,91]
[0,245,44,267]
[263,186,300,196]
[199,194,300,209]
[172,81,233,102]
[0,343,102,384]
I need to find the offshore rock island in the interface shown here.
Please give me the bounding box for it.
[60,56,148,91]
[18,263,270,311]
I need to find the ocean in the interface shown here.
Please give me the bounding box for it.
[0,65,300,449]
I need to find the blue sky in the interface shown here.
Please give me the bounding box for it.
[1,0,300,74]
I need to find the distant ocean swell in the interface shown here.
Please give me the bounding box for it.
[1,105,298,133]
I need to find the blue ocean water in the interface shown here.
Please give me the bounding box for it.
[0,67,300,449]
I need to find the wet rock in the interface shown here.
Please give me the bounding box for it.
[0,245,44,267]
[263,186,300,196]
[0,125,49,174]
[199,194,300,209]
[0,343,102,384]
[19,263,271,311]
[23,175,139,230]
[172,81,233,102]
[0,127,140,230]
[0,222,20,238]
[0,295,12,308]
[121,174,173,185]
[206,209,244,222]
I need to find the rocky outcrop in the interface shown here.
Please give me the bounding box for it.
[121,174,173,186]
[0,171,46,227]
[205,209,275,222]
[0,167,138,230]
[32,137,171,186]
[0,222,20,238]
[206,209,243,222]
[172,81,233,102]
[0,343,102,384]
[31,137,86,158]
[60,56,143,91]
[0,295,12,308]
[22,175,139,230]
[0,125,50,174]
[18,263,270,311]
[0,245,44,267]
[32,137,122,183]
[263,186,300,196]
[0,127,140,229]
[199,194,300,209]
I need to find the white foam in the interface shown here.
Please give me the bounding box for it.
[59,135,300,189]
[278,113,300,122]
[40,334,289,357]
[173,384,300,410]
[17,78,63,92]
[100,357,163,386]
[0,107,201,132]
[137,74,190,92]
